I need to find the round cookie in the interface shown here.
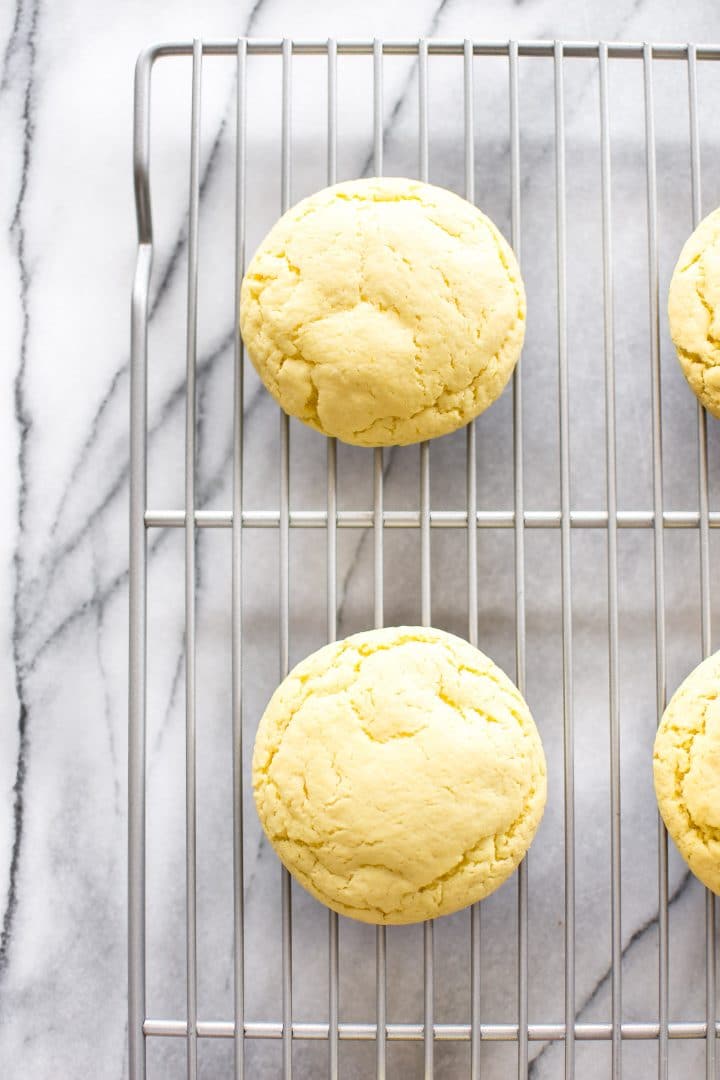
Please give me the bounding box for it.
[240,177,525,447]
[653,651,720,895]
[252,626,547,925]
[668,207,720,417]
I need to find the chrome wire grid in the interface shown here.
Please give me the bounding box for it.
[129,39,720,1080]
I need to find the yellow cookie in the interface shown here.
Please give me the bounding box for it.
[668,207,720,417]
[240,177,525,447]
[653,651,720,895]
[252,626,546,925]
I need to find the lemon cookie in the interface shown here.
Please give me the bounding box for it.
[653,651,720,895]
[668,207,720,417]
[240,177,525,447]
[252,626,546,925]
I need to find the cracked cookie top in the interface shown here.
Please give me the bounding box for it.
[252,626,547,924]
[239,178,525,447]
[654,651,720,896]
[668,207,720,418]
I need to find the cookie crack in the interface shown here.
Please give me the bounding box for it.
[273,767,542,919]
[662,699,720,848]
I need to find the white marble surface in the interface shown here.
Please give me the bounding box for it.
[2,1,720,1077]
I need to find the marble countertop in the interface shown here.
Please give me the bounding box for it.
[2,1,720,1078]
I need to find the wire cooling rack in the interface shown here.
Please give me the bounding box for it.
[130,38,720,1080]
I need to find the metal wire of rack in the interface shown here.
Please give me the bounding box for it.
[129,39,720,1080]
